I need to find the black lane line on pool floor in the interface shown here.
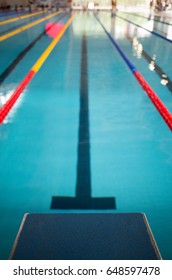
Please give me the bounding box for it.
[51,33,116,209]
[0,13,66,86]
[76,33,91,199]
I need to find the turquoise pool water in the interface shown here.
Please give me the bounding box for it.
[0,11,172,260]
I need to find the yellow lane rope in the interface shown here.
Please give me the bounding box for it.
[32,13,76,73]
[0,10,48,25]
[0,11,61,42]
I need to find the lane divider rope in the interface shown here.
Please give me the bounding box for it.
[0,10,27,18]
[0,13,66,85]
[0,11,62,42]
[0,13,76,124]
[95,13,172,131]
[122,11,172,27]
[125,34,172,94]
[116,13,172,44]
[0,10,47,25]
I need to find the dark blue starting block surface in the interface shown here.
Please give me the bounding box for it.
[10,213,161,260]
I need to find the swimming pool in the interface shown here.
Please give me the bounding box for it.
[0,10,172,260]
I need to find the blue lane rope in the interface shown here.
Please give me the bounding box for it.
[94,13,172,131]
[116,13,172,44]
[121,11,172,27]
[94,13,137,73]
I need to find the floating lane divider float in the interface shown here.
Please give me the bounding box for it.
[0,10,47,25]
[0,11,62,42]
[116,13,172,44]
[0,13,76,124]
[94,14,172,131]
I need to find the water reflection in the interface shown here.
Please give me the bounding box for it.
[125,23,171,92]
[0,84,26,124]
[110,12,116,37]
[118,11,172,40]
[161,74,169,86]
[153,15,172,39]
[149,54,156,71]
[132,37,143,58]
[0,85,14,108]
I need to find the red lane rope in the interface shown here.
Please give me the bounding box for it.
[134,71,172,131]
[95,13,172,132]
[0,14,75,125]
[0,70,35,124]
